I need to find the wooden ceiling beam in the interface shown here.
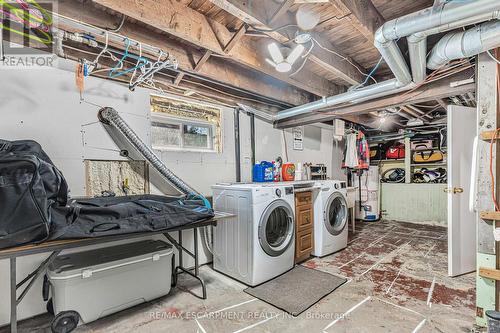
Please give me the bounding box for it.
[328,0,385,42]
[56,0,312,106]
[275,68,475,128]
[92,0,340,97]
[223,24,247,53]
[174,50,213,86]
[269,0,295,25]
[208,0,367,85]
[436,98,449,111]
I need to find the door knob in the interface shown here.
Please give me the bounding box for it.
[444,187,464,194]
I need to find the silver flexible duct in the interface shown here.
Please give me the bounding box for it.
[409,11,500,82]
[98,107,200,196]
[428,20,500,70]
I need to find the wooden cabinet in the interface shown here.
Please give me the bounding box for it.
[295,191,314,263]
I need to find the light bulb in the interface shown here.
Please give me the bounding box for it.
[296,6,321,31]
[268,43,284,63]
[286,44,305,65]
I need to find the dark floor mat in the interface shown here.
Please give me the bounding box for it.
[244,265,347,316]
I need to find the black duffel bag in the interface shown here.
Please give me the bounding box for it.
[49,195,214,240]
[0,140,68,249]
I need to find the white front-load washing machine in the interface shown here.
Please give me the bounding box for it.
[312,180,348,257]
[211,183,295,286]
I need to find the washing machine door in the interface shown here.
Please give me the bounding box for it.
[324,192,348,236]
[258,199,294,257]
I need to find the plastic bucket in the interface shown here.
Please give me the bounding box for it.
[486,310,500,333]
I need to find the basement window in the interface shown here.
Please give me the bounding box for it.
[150,95,222,153]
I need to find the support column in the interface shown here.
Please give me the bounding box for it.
[476,52,499,326]
[404,137,411,184]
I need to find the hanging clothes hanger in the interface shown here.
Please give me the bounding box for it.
[108,38,150,78]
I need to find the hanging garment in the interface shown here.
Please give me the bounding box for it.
[356,131,370,169]
[343,133,359,168]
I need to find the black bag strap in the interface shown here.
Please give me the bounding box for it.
[0,140,12,152]
[90,223,120,233]
[49,165,69,205]
[420,150,436,161]
[69,203,81,224]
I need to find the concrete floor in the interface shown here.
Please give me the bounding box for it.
[3,220,476,333]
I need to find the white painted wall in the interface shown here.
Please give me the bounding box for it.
[0,60,152,326]
[0,60,338,325]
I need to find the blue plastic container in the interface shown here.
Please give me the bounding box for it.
[253,161,274,182]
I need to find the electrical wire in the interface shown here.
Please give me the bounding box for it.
[282,130,289,162]
[290,56,309,76]
[311,37,373,83]
[487,49,500,65]
[490,128,500,211]
[352,57,383,89]
[92,14,126,33]
[108,15,126,33]
[290,40,315,76]
[247,24,299,33]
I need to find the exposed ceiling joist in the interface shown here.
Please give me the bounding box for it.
[208,0,367,85]
[400,106,421,118]
[269,0,295,25]
[436,98,449,110]
[223,24,247,53]
[275,69,475,128]
[56,0,312,106]
[92,0,341,97]
[174,50,213,86]
[175,24,245,86]
[328,0,385,42]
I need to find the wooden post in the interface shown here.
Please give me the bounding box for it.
[476,51,499,325]
[404,137,411,184]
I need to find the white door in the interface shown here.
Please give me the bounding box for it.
[447,105,477,277]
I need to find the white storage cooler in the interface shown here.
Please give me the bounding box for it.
[47,240,173,326]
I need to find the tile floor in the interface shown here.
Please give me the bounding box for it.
[2,220,477,333]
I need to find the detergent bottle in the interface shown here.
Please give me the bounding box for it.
[253,161,274,182]
[282,163,296,181]
[273,160,281,182]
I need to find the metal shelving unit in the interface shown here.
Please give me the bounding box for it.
[370,141,447,184]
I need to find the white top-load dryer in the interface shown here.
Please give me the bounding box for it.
[313,180,348,257]
[212,183,295,286]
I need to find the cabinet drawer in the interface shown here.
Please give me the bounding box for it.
[295,229,313,263]
[296,205,313,232]
[295,191,312,206]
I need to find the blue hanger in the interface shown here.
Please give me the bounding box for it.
[108,38,150,78]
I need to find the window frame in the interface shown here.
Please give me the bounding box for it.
[151,113,217,153]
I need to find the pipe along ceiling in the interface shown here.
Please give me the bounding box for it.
[274,0,500,122]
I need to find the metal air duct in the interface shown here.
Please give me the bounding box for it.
[275,0,500,122]
[428,20,500,70]
[98,107,200,196]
